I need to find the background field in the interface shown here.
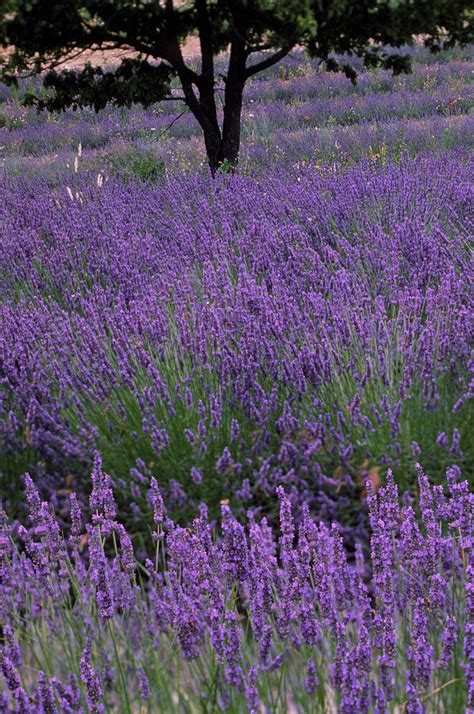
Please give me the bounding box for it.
[0,43,473,714]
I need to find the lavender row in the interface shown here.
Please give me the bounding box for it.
[0,52,471,170]
[1,153,472,527]
[3,112,473,184]
[0,459,472,712]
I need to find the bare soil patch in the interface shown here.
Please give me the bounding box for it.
[0,37,201,71]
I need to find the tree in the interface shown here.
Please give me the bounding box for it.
[0,1,472,175]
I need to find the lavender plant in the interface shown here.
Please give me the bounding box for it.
[1,149,472,530]
[0,460,472,712]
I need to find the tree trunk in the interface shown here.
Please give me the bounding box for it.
[202,123,223,177]
[203,34,246,176]
[217,34,246,173]
[218,77,244,170]
[186,35,246,177]
[201,81,244,177]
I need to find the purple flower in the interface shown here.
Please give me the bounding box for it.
[88,526,115,619]
[50,675,81,713]
[235,478,252,501]
[0,652,23,694]
[209,393,222,430]
[305,658,319,694]
[24,473,41,520]
[257,623,272,665]
[244,666,260,713]
[276,486,295,569]
[69,492,83,541]
[173,597,205,660]
[265,654,283,672]
[151,426,170,454]
[230,418,240,443]
[216,447,241,475]
[436,431,448,448]
[184,428,195,444]
[38,671,57,713]
[406,598,434,699]
[464,563,474,707]
[191,467,203,485]
[148,477,164,531]
[450,427,462,457]
[437,616,458,670]
[89,452,116,521]
[224,612,243,689]
[299,603,320,645]
[138,668,150,701]
[80,641,104,713]
[2,625,21,667]
[185,386,193,409]
[115,522,135,573]
[221,503,249,582]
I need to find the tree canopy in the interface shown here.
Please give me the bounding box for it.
[1,1,472,173]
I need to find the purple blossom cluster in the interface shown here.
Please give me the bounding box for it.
[0,460,472,711]
[1,150,472,526]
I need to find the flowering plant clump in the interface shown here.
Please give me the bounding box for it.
[0,459,471,712]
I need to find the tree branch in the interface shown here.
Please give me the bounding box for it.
[196,0,214,81]
[146,108,189,143]
[245,46,294,78]
[245,42,273,56]
[158,0,222,141]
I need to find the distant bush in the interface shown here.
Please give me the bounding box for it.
[105,145,166,182]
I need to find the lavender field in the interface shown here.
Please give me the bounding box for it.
[0,44,473,712]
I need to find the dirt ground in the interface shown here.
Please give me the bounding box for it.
[57,37,202,68]
[0,37,202,71]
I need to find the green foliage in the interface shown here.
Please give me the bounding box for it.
[442,126,456,150]
[23,58,175,113]
[218,156,235,173]
[104,144,167,182]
